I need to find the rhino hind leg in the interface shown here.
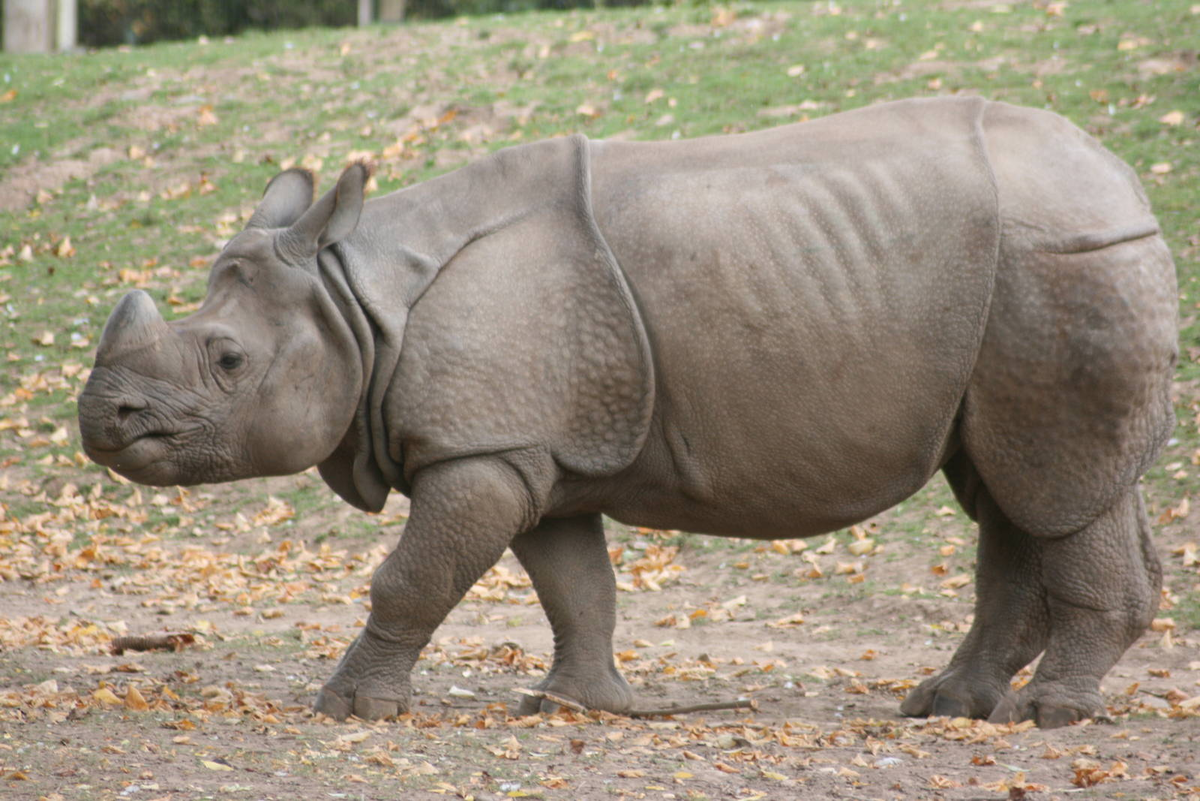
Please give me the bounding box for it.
[988,486,1161,727]
[901,452,1049,720]
[510,515,633,715]
[903,451,1161,728]
[913,222,1174,726]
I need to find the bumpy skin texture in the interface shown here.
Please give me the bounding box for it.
[78,97,1177,728]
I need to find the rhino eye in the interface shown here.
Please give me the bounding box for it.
[217,353,244,371]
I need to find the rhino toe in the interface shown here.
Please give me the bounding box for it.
[313,687,353,721]
[353,693,402,721]
[988,682,1104,729]
[900,671,1007,720]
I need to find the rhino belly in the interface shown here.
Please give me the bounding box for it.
[588,99,999,537]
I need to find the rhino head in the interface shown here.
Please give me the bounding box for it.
[78,165,370,488]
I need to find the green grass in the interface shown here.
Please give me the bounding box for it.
[1,0,1197,604]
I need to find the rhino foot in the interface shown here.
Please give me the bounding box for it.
[313,685,405,721]
[987,679,1105,729]
[899,669,1009,720]
[311,629,415,721]
[515,667,634,717]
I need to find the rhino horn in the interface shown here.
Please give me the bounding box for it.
[247,168,315,230]
[276,163,369,265]
[96,290,170,366]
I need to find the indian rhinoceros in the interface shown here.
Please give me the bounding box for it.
[77,96,1178,728]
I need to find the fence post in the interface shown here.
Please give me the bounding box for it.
[358,0,373,25]
[379,0,406,23]
[4,0,54,53]
[57,0,76,51]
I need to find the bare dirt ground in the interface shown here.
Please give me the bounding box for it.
[3,469,1199,801]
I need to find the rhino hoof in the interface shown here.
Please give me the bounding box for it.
[900,674,999,720]
[313,687,403,721]
[515,669,633,717]
[353,694,402,720]
[988,686,1102,729]
[516,695,567,717]
[313,688,353,721]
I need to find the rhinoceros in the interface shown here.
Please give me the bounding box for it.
[78,96,1177,728]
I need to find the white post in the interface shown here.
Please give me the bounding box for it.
[4,0,54,53]
[56,0,76,51]
[358,0,373,26]
[379,0,406,23]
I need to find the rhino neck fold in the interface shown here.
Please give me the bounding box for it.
[314,248,397,508]
[324,134,598,500]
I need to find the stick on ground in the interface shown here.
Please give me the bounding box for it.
[515,688,757,718]
[110,632,196,656]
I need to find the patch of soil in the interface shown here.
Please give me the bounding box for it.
[0,146,122,212]
[3,468,1199,800]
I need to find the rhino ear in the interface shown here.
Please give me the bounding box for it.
[247,168,315,230]
[276,163,369,264]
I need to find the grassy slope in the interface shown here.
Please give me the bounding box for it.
[0,1,1197,606]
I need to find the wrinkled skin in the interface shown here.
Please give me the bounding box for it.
[79,98,1178,728]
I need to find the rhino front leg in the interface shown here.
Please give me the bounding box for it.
[313,458,538,720]
[510,514,633,715]
[989,486,1161,728]
[901,472,1049,720]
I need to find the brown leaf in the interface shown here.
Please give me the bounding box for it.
[92,687,122,706]
[1158,497,1189,523]
[124,685,150,711]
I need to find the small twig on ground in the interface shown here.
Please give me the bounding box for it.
[514,688,757,718]
[110,632,196,656]
[627,699,758,718]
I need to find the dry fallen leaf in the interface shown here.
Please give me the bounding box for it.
[92,687,122,706]
[941,574,972,590]
[1158,496,1189,523]
[124,685,150,711]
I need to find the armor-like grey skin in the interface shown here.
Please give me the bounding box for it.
[78,97,1177,728]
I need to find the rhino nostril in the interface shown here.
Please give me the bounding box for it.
[117,401,147,422]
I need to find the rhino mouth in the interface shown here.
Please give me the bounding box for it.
[82,426,198,485]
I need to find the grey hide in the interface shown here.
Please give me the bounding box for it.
[78,96,1178,728]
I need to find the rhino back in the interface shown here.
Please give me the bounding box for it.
[587,97,1000,537]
